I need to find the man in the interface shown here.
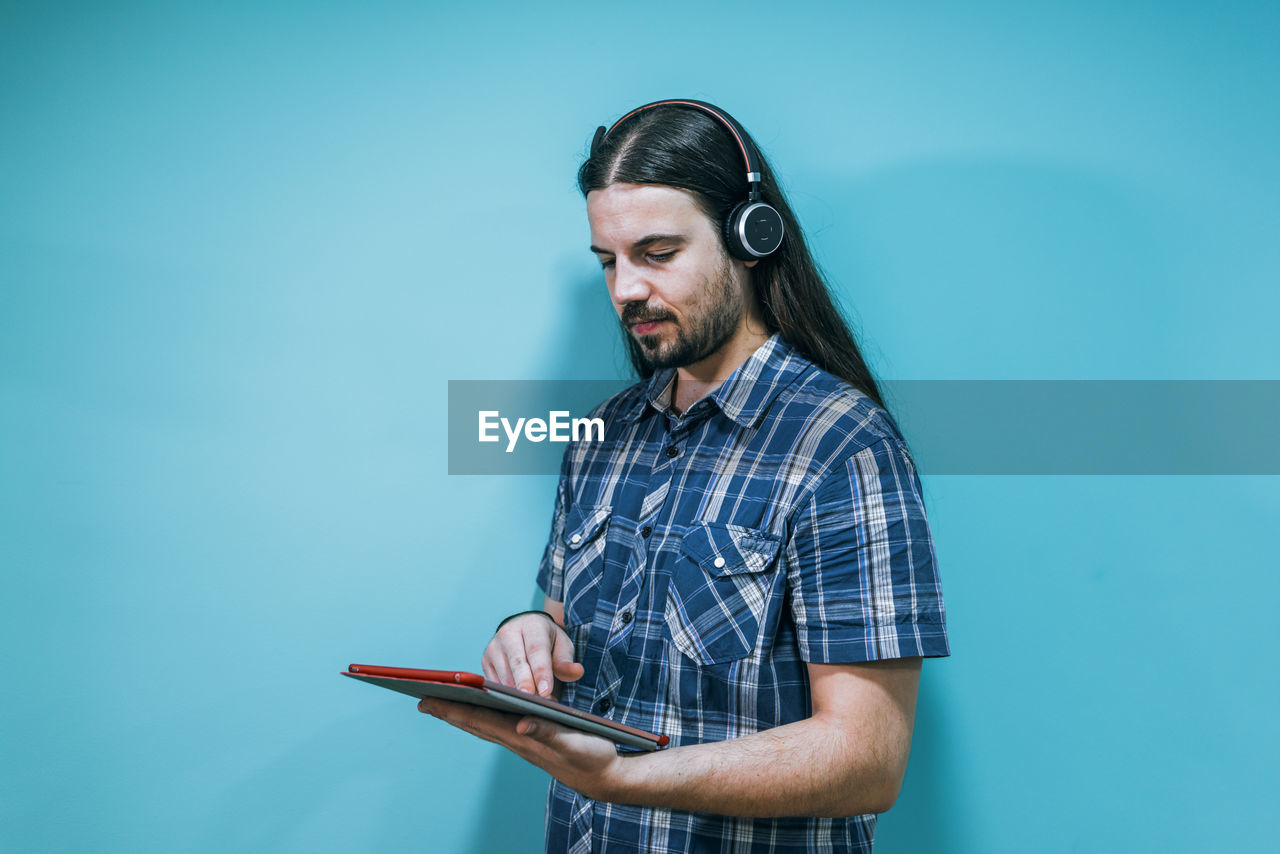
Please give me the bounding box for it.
[421,100,949,853]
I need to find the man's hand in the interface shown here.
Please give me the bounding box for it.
[417,698,625,801]
[481,606,584,698]
[422,599,617,798]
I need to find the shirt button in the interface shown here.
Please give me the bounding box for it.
[569,533,582,545]
[713,556,726,569]
[666,446,679,459]
[620,610,633,624]
[641,525,652,538]
[598,697,612,714]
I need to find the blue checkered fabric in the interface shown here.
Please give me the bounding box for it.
[535,334,950,853]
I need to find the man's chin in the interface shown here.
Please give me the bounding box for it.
[631,328,711,371]
[632,330,671,355]
[640,343,704,372]
[637,345,669,369]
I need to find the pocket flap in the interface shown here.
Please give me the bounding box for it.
[564,505,611,550]
[680,523,780,575]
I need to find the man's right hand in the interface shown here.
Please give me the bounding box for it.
[481,610,585,698]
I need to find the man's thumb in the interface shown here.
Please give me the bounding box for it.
[551,632,585,681]
[519,716,549,741]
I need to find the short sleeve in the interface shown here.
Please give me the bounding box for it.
[535,451,573,602]
[785,438,950,664]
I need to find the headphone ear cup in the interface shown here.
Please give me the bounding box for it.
[723,200,785,261]
[721,201,755,261]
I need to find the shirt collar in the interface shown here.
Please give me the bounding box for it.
[620,334,808,428]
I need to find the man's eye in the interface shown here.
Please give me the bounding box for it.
[598,252,673,270]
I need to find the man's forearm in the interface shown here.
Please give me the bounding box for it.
[599,714,902,818]
[423,657,920,818]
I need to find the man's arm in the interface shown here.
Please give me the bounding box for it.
[421,653,922,818]
[542,596,566,628]
[607,657,921,817]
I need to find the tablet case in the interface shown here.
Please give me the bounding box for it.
[342,664,669,751]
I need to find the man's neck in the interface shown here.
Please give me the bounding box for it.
[671,323,771,414]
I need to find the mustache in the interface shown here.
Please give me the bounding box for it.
[621,303,676,326]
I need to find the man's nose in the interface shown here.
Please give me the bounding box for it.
[610,257,651,304]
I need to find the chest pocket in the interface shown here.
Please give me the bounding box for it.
[561,505,611,629]
[664,523,782,666]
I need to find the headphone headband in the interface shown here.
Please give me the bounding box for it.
[588,98,785,261]
[590,99,763,201]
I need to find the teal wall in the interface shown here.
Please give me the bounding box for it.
[2,2,1276,852]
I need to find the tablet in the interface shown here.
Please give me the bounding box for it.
[342,664,670,751]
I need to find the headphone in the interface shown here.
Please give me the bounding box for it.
[589,99,785,262]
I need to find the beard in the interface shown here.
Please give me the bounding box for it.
[620,254,744,371]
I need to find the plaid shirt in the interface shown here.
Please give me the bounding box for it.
[536,334,949,854]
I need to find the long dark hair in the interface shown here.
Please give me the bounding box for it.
[578,103,891,413]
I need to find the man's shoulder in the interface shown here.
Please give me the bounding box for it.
[774,362,908,460]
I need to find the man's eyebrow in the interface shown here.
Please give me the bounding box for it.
[589,234,687,255]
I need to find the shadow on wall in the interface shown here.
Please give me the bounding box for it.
[807,158,1188,382]
[466,751,554,854]
[465,155,1188,853]
[465,268,625,854]
[874,668,964,854]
